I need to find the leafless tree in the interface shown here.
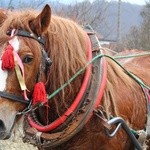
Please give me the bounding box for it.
[7,0,13,10]
[121,0,150,51]
[52,0,112,39]
[4,0,114,40]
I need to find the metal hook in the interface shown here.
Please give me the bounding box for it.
[105,123,122,137]
[105,117,143,150]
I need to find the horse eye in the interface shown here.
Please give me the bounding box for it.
[22,56,33,64]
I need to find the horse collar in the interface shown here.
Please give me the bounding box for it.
[23,26,107,148]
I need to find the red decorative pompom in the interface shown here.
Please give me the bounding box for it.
[1,44,15,70]
[32,82,48,105]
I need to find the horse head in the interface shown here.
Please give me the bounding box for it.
[0,5,51,139]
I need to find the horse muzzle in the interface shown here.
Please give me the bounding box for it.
[0,106,17,140]
[0,120,11,140]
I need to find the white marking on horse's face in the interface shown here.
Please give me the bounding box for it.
[0,36,20,92]
[9,36,20,52]
[0,61,8,91]
[13,37,20,52]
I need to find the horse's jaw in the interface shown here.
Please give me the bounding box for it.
[0,106,17,140]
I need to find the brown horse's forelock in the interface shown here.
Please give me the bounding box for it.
[0,10,35,45]
[0,10,88,114]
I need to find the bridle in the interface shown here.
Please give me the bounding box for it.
[0,29,51,111]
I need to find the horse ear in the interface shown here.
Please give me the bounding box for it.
[0,10,7,25]
[29,4,51,36]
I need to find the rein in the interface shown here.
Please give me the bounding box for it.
[26,52,150,110]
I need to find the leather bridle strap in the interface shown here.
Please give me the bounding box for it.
[7,30,45,46]
[0,91,29,105]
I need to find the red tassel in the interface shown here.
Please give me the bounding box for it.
[1,45,15,70]
[32,82,48,105]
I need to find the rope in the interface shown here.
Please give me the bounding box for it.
[114,52,150,59]
[48,52,150,99]
[100,47,119,55]
[46,54,104,101]
[32,52,150,110]
[48,53,150,100]
[109,54,150,90]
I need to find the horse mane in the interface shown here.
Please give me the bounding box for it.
[45,15,88,114]
[45,15,88,93]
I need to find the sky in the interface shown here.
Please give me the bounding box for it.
[107,0,146,5]
[61,0,146,5]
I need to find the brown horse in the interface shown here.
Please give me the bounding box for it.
[0,4,150,150]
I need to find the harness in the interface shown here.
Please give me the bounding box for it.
[23,25,107,148]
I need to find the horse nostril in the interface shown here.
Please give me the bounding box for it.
[0,120,6,131]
